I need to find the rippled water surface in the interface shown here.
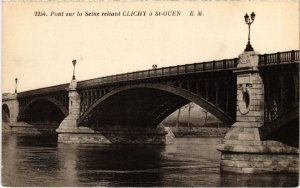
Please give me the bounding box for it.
[2,134,298,187]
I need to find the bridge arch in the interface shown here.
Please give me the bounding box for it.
[2,104,10,123]
[19,97,68,123]
[79,83,234,126]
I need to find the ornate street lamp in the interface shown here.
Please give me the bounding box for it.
[244,12,255,52]
[15,78,18,93]
[72,59,77,80]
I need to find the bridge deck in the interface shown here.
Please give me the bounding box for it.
[16,50,299,98]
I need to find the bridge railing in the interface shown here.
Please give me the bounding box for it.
[18,83,69,98]
[259,50,299,66]
[78,58,238,88]
[16,50,299,97]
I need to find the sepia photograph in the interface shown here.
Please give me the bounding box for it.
[2,1,299,187]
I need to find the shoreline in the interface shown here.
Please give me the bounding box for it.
[168,126,229,138]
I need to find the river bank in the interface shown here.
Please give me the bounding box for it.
[168,126,228,137]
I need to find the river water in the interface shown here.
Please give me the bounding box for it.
[2,134,298,187]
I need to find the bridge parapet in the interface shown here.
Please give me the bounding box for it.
[17,84,68,98]
[15,50,298,98]
[77,58,238,89]
[259,50,299,66]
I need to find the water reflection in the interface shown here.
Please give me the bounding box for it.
[2,134,61,186]
[2,134,298,187]
[59,144,165,187]
[221,172,299,187]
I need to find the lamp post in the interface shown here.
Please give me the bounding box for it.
[72,59,77,80]
[15,78,18,93]
[244,12,255,52]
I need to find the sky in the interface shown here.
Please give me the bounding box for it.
[3,1,299,93]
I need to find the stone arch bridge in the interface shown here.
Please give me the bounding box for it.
[3,50,299,174]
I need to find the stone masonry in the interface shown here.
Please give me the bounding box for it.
[217,51,298,173]
[56,79,80,131]
[2,93,19,126]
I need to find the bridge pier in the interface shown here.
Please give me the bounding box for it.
[2,93,19,131]
[56,79,83,142]
[217,51,298,173]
